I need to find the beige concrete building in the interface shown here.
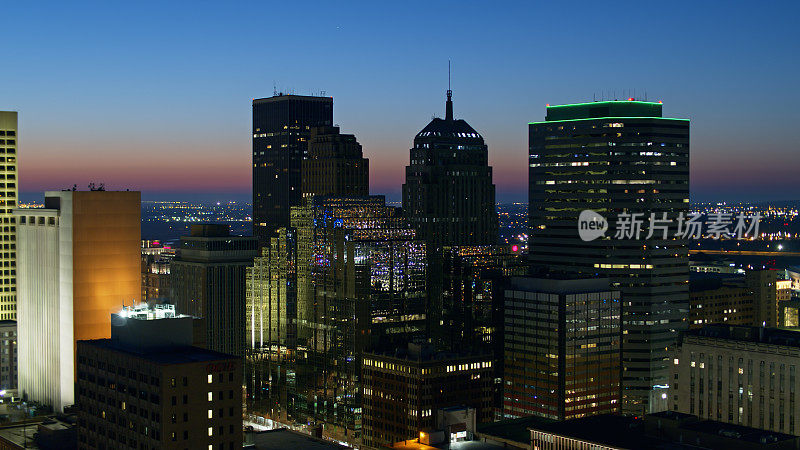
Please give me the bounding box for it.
[14,190,141,410]
[0,112,18,321]
[671,325,800,435]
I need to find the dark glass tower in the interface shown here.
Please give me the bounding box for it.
[402,90,498,248]
[528,100,690,414]
[252,94,333,243]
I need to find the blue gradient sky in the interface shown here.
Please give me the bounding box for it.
[3,1,798,203]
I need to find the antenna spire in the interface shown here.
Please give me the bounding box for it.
[446,60,453,121]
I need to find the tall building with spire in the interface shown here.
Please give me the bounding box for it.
[402,90,497,248]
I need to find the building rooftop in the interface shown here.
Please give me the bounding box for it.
[476,416,548,447]
[80,339,235,365]
[530,100,688,124]
[415,91,483,141]
[243,428,346,449]
[478,413,798,449]
[650,411,796,445]
[689,271,745,291]
[393,440,505,450]
[252,94,332,104]
[544,100,663,121]
[684,324,800,348]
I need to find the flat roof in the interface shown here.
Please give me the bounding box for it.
[393,440,505,450]
[476,416,549,446]
[79,339,236,365]
[244,429,346,449]
[253,94,333,104]
[685,325,800,348]
[529,100,690,124]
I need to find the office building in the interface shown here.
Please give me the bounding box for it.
[402,90,497,248]
[671,325,800,435]
[503,277,621,420]
[246,196,427,445]
[244,227,296,418]
[301,126,369,202]
[0,320,16,391]
[0,112,17,321]
[690,270,778,329]
[14,190,140,411]
[171,224,258,357]
[252,94,333,242]
[477,412,799,450]
[528,100,690,413]
[434,245,524,350]
[141,240,174,302]
[362,344,493,448]
[76,303,242,450]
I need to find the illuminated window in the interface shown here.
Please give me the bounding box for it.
[208,427,213,436]
[208,409,213,419]
[208,374,213,384]
[208,392,213,401]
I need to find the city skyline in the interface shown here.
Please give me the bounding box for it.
[4,2,799,204]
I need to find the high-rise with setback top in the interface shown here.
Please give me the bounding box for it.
[528,100,690,414]
[301,126,369,202]
[252,94,333,243]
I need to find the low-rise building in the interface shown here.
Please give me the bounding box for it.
[362,344,493,449]
[689,270,778,328]
[671,324,800,435]
[475,412,800,450]
[75,304,242,450]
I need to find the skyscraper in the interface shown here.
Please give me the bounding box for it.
[246,196,427,445]
[171,224,259,357]
[301,126,369,202]
[0,112,18,321]
[503,277,621,420]
[252,94,333,242]
[14,190,141,411]
[528,100,690,414]
[402,90,497,248]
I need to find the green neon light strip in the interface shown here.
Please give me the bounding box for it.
[547,101,664,108]
[528,116,689,125]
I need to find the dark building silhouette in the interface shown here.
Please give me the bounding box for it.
[402,90,497,248]
[301,126,369,202]
[252,94,333,242]
[76,304,242,450]
[171,224,259,357]
[528,100,690,414]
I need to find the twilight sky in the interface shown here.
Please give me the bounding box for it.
[3,1,799,203]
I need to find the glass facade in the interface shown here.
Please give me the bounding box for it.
[528,101,690,414]
[246,196,426,445]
